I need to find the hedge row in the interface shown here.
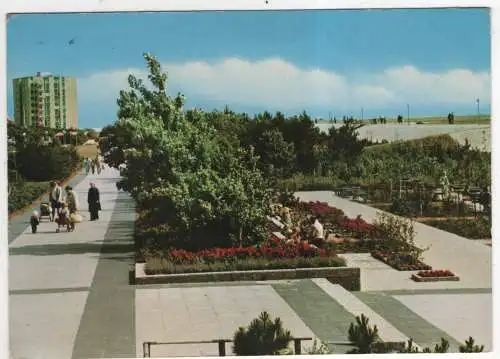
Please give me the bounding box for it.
[8,181,50,214]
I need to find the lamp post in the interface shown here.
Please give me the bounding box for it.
[407,104,410,125]
[361,108,364,122]
[476,98,480,124]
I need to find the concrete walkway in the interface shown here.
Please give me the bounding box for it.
[8,184,492,357]
[296,191,492,291]
[9,167,136,359]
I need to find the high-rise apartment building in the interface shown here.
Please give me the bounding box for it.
[12,72,78,129]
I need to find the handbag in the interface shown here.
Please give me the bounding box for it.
[70,213,83,223]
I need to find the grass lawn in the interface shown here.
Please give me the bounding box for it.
[400,115,490,125]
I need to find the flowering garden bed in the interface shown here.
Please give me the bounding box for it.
[411,270,459,282]
[371,250,432,271]
[144,239,346,275]
[298,201,375,240]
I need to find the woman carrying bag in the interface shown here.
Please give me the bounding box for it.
[65,185,81,231]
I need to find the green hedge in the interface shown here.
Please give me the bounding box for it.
[145,256,346,275]
[8,181,50,214]
[15,143,80,181]
[422,218,491,239]
[278,174,345,191]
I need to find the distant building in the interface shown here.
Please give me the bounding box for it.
[12,72,78,129]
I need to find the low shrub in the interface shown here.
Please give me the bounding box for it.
[145,256,346,275]
[347,314,381,354]
[422,218,491,239]
[8,180,50,214]
[278,174,344,192]
[233,311,292,356]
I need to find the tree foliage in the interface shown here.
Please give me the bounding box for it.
[101,53,270,249]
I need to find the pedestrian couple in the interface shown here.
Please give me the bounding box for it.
[48,181,101,226]
[48,181,79,232]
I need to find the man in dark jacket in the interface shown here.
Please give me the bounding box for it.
[87,182,101,221]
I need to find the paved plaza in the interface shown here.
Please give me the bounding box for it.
[9,172,492,358]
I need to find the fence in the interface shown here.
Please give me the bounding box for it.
[142,337,313,357]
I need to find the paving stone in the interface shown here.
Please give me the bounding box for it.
[272,279,357,354]
[135,284,317,357]
[354,292,463,350]
[71,190,136,359]
[394,293,492,351]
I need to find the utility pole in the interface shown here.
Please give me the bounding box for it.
[361,108,364,122]
[476,98,480,124]
[407,104,410,125]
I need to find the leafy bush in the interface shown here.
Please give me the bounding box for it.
[16,143,80,181]
[8,180,50,214]
[233,311,292,356]
[422,217,491,239]
[278,174,344,192]
[390,197,412,217]
[359,134,490,188]
[373,212,426,261]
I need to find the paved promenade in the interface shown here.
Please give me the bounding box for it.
[9,184,492,357]
[9,167,136,359]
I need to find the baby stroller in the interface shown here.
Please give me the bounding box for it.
[39,202,52,222]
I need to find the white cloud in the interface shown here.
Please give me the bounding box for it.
[78,57,490,113]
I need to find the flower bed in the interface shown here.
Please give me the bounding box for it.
[167,239,327,263]
[371,250,432,271]
[296,201,376,239]
[411,269,459,282]
[144,239,346,275]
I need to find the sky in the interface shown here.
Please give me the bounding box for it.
[6,8,491,129]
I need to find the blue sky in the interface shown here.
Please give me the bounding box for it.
[7,8,491,128]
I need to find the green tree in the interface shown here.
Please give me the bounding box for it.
[233,311,292,356]
[103,53,270,249]
[255,128,296,178]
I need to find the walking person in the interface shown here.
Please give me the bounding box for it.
[87,182,101,221]
[65,185,79,231]
[84,158,90,175]
[95,156,102,175]
[49,181,63,221]
[90,159,96,175]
